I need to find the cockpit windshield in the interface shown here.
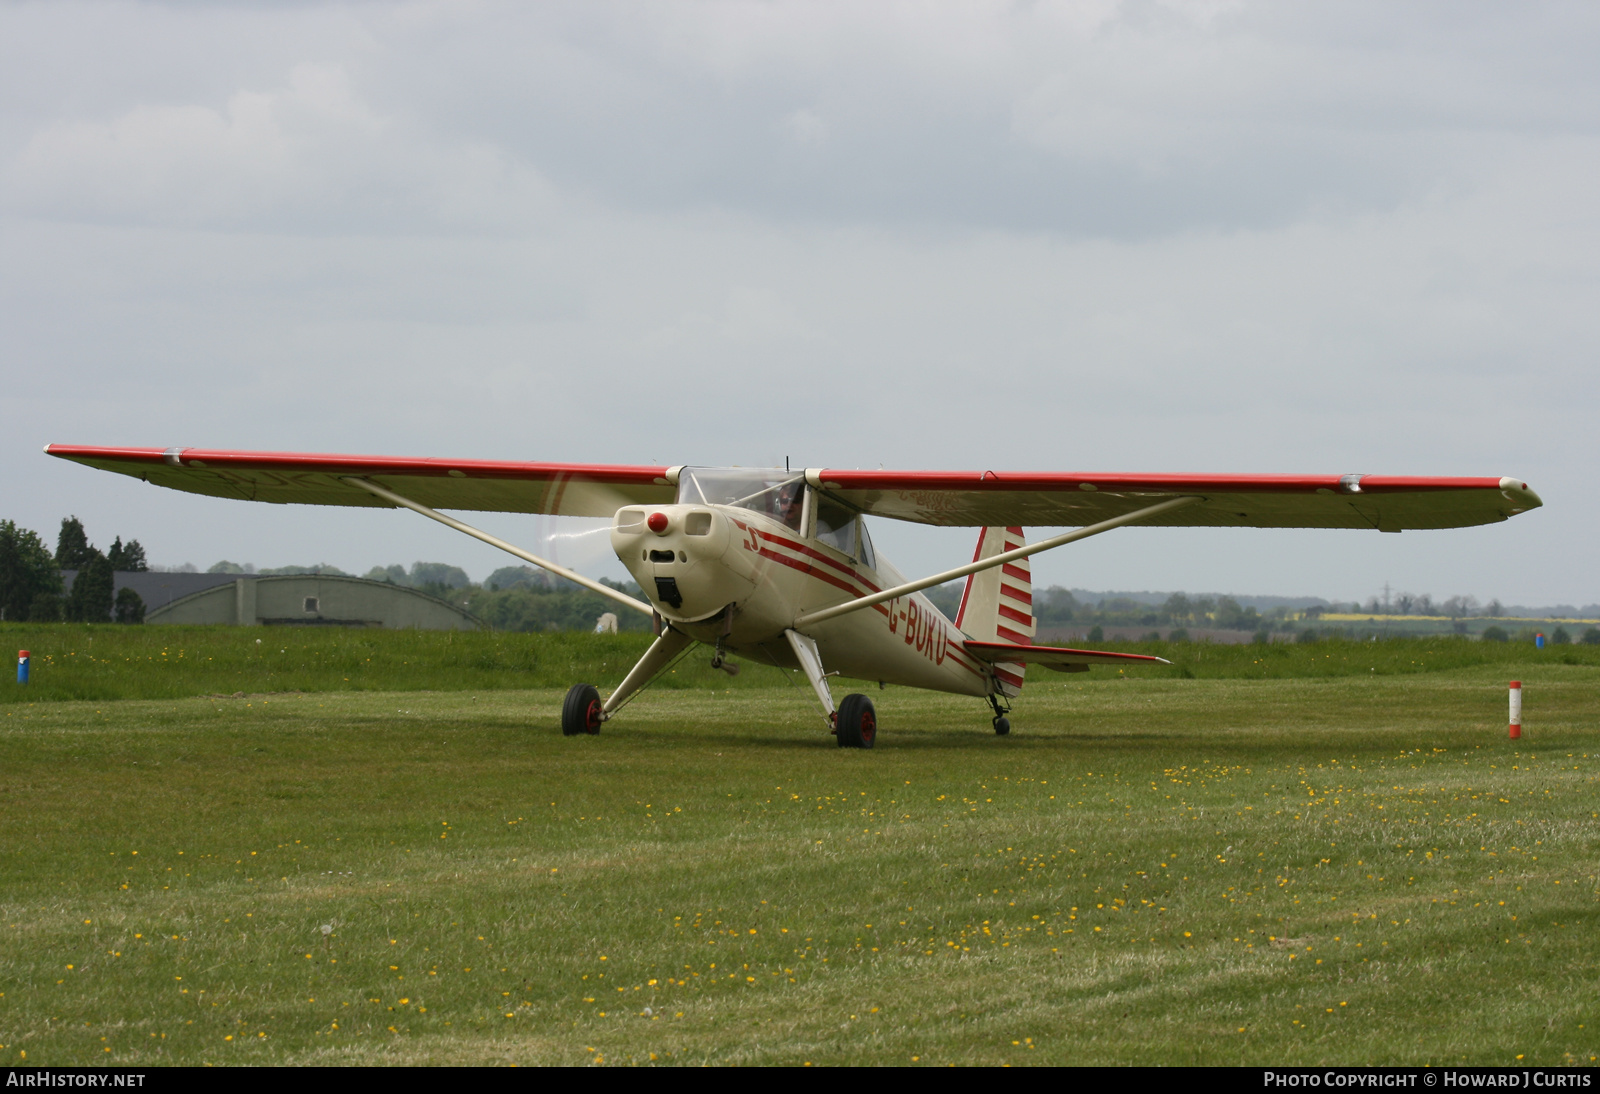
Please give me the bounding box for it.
[678,468,805,532]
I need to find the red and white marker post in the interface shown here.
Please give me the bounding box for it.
[1508,680,1522,740]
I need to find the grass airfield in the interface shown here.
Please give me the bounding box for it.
[1,633,1598,1065]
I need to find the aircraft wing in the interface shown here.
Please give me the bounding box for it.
[806,470,1541,531]
[963,640,1169,672]
[43,446,677,517]
[44,447,1543,531]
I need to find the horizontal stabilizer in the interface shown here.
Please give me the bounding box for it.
[962,640,1169,673]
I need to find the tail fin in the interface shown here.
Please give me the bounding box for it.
[955,526,1034,697]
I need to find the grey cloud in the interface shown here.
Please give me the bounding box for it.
[7,3,1598,236]
[2,1,1596,603]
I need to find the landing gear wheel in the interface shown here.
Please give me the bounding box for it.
[562,683,603,736]
[993,716,1011,736]
[836,694,877,750]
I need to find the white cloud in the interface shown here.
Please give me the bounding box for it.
[3,61,558,232]
[2,1,1597,603]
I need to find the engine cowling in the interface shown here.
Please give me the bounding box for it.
[611,505,754,621]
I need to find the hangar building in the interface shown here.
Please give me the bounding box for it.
[64,571,482,629]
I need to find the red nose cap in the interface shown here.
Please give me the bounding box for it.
[647,512,670,534]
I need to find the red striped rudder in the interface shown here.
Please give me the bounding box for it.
[955,526,1034,698]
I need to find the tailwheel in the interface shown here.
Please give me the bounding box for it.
[561,683,604,736]
[987,693,1011,736]
[836,694,877,750]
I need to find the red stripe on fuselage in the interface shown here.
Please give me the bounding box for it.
[943,644,982,676]
[745,526,882,593]
[1001,563,1029,580]
[997,624,1030,643]
[736,516,983,680]
[754,547,889,616]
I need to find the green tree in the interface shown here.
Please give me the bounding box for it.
[56,516,93,567]
[410,562,471,589]
[1551,626,1572,645]
[461,578,650,634]
[65,551,114,622]
[114,586,146,624]
[921,581,962,620]
[1581,627,1600,646]
[486,565,545,591]
[107,537,148,572]
[1086,625,1104,642]
[0,520,63,621]
[1481,625,1508,642]
[1033,586,1078,625]
[1213,596,1261,630]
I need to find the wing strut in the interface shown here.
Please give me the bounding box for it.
[342,476,654,617]
[792,495,1203,629]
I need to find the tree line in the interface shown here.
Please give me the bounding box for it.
[325,561,651,634]
[0,517,147,623]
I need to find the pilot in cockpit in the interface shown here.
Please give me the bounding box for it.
[772,482,803,532]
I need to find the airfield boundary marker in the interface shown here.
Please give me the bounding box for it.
[1509,679,1522,739]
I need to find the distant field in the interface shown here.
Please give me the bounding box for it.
[1320,615,1600,639]
[1,652,1596,1065]
[4,624,1599,704]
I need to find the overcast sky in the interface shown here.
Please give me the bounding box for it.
[3,1,1596,605]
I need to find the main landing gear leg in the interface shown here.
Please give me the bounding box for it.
[784,629,876,749]
[561,628,694,736]
[987,692,1012,737]
[783,629,835,729]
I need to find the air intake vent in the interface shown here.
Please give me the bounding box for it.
[654,577,683,608]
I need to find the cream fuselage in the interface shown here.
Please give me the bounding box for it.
[611,502,992,697]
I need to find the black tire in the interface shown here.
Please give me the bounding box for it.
[993,716,1011,736]
[836,694,877,750]
[562,683,603,736]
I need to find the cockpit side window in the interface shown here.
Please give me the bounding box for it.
[814,494,857,556]
[857,518,877,570]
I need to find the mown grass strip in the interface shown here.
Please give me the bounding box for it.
[1,668,1596,1065]
[4,624,1597,705]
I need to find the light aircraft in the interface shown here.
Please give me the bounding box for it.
[45,446,1541,749]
